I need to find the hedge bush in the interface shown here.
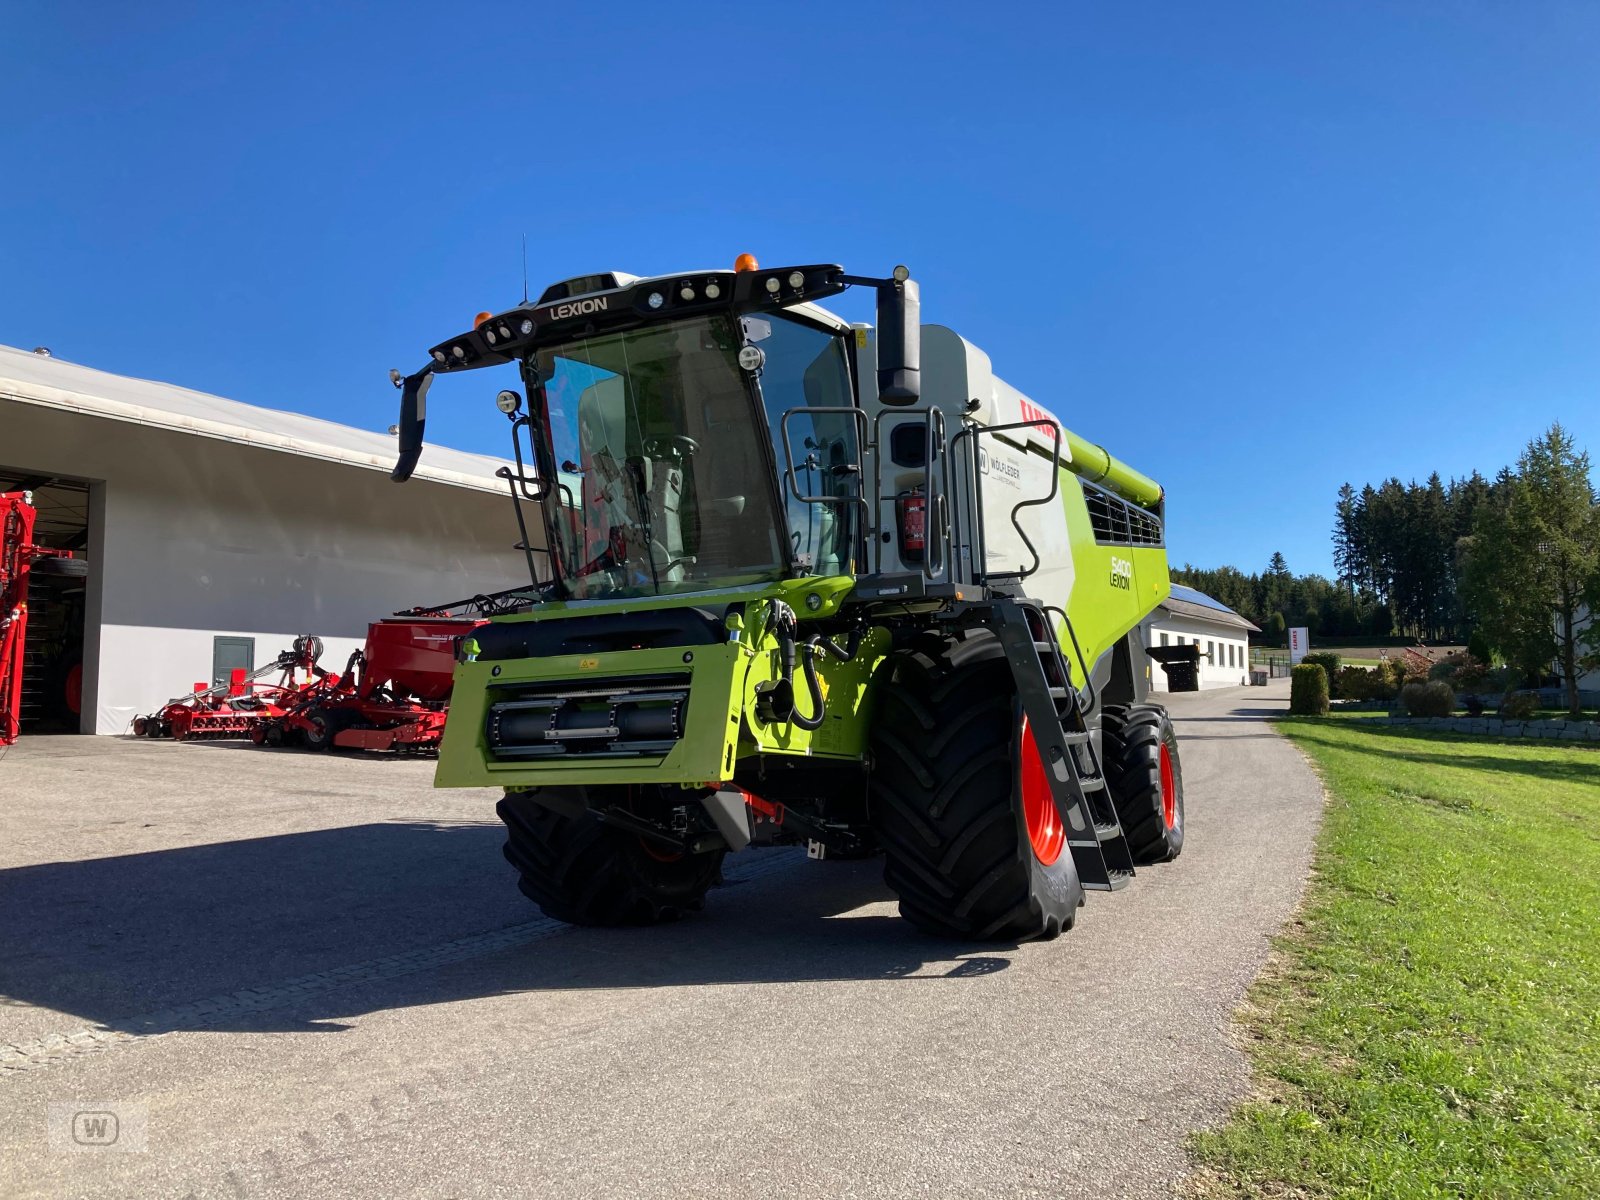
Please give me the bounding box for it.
[1302,652,1342,683]
[1500,691,1540,720]
[1334,665,1395,701]
[1400,680,1456,717]
[1290,663,1330,716]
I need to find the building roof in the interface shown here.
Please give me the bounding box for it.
[0,344,511,493]
[1159,584,1262,633]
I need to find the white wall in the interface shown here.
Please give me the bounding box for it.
[3,400,535,732]
[1143,612,1252,691]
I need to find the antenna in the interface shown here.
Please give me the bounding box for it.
[521,234,529,304]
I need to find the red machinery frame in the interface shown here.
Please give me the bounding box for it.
[2,491,84,747]
[268,616,483,753]
[133,636,329,741]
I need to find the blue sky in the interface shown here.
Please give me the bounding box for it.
[4,2,1597,578]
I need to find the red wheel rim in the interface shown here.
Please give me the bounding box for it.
[1159,742,1177,831]
[1019,717,1066,865]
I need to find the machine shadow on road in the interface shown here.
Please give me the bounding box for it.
[0,822,1010,1038]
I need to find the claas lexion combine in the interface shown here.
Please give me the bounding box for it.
[389,256,1183,941]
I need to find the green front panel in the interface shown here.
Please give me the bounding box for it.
[436,642,747,788]
[433,577,885,790]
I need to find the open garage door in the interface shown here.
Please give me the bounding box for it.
[0,471,91,734]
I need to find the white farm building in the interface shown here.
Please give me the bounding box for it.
[1143,584,1260,692]
[1,344,534,736]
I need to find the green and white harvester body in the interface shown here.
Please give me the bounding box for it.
[391,259,1183,941]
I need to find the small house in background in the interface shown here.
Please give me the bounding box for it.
[1142,584,1260,691]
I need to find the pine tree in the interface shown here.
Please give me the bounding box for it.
[1465,425,1600,715]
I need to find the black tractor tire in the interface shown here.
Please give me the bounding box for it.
[1101,703,1185,864]
[300,707,340,752]
[869,629,1083,942]
[497,788,725,926]
[29,555,89,581]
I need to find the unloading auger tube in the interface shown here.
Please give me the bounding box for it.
[384,254,1183,943]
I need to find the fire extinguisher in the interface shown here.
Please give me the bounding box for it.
[896,489,926,563]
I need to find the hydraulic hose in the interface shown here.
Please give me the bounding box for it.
[763,600,865,731]
[791,627,864,731]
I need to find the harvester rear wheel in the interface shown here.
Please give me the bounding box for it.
[497,788,725,926]
[1101,704,1185,864]
[869,630,1083,942]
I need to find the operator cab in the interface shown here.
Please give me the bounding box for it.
[391,258,921,603]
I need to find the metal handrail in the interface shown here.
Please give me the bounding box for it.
[952,417,1063,584]
[777,405,873,573]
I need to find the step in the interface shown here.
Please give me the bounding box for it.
[1094,821,1122,841]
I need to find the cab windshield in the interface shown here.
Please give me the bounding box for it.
[529,315,790,600]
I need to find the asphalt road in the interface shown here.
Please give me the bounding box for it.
[0,680,1322,1198]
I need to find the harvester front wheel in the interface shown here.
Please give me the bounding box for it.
[1101,704,1184,864]
[497,788,725,926]
[869,630,1083,942]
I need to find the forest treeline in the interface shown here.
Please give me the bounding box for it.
[1172,425,1599,659]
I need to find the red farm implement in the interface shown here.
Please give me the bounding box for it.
[133,635,328,741]
[132,592,512,753]
[2,491,88,747]
[260,615,483,753]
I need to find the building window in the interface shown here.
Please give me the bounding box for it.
[1228,643,1236,667]
[1207,640,1215,662]
[1160,631,1169,647]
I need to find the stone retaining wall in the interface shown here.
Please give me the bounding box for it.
[1382,715,1600,741]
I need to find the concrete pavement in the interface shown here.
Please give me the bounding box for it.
[0,680,1322,1198]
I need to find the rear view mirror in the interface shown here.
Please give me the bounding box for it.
[876,269,920,405]
[390,368,434,483]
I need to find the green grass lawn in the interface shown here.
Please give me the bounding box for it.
[1191,720,1600,1198]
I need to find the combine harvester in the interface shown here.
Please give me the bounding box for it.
[2,491,88,747]
[388,256,1181,941]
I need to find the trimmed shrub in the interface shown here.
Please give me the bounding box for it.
[1500,691,1539,720]
[1302,652,1342,687]
[1335,665,1394,702]
[1401,680,1456,717]
[1373,657,1402,693]
[1290,663,1330,716]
